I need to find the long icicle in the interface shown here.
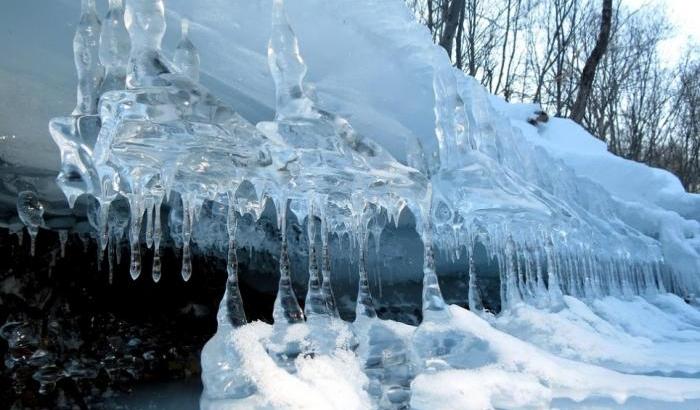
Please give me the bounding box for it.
[304,205,330,322]
[226,198,247,327]
[320,214,340,318]
[355,215,377,321]
[272,198,304,325]
[420,187,450,322]
[467,238,484,312]
[128,196,143,280]
[151,196,163,283]
[181,198,193,282]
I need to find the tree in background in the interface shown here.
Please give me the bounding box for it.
[570,0,612,123]
[406,0,700,193]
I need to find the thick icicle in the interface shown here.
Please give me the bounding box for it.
[124,0,168,88]
[268,199,306,373]
[420,221,450,322]
[172,19,200,82]
[545,237,563,306]
[419,187,450,322]
[128,196,144,280]
[99,0,130,93]
[108,239,116,285]
[320,216,340,318]
[502,235,522,309]
[16,191,45,257]
[272,201,304,325]
[73,0,104,115]
[180,199,193,282]
[355,227,377,320]
[151,197,163,283]
[304,212,331,322]
[225,200,247,327]
[467,241,484,312]
[88,199,110,253]
[145,197,154,249]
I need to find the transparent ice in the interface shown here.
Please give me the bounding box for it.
[34,0,700,408]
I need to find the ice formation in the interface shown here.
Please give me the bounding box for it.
[28,0,700,408]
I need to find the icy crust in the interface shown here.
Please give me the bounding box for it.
[492,95,700,287]
[200,299,700,409]
[42,0,698,302]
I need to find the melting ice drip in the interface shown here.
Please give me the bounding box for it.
[33,0,696,407]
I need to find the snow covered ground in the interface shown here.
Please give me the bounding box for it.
[201,296,700,409]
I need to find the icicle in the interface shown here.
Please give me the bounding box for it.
[99,0,130,92]
[268,0,315,119]
[545,237,563,306]
[533,249,547,301]
[304,210,330,322]
[87,198,108,252]
[320,216,340,318]
[108,238,115,285]
[58,231,68,258]
[16,191,45,257]
[272,200,304,324]
[654,259,667,293]
[99,201,110,252]
[145,197,154,249]
[225,200,247,327]
[173,18,200,82]
[128,196,144,280]
[151,197,163,283]
[418,184,451,322]
[420,221,450,322]
[355,227,377,321]
[467,240,483,312]
[124,0,167,88]
[375,238,383,300]
[16,230,24,247]
[73,0,104,115]
[501,236,522,309]
[181,199,193,282]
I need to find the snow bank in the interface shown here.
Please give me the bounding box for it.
[203,299,700,409]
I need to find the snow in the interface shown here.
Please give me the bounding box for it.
[495,295,700,374]
[202,300,700,409]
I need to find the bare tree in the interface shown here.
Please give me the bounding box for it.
[405,0,699,192]
[570,0,612,123]
[439,0,466,60]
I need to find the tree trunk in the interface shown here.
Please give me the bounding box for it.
[455,2,465,69]
[439,0,466,60]
[571,0,612,124]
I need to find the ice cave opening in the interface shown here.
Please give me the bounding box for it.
[1,0,700,409]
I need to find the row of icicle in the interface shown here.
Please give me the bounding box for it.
[25,0,681,328]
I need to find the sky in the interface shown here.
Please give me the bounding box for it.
[625,0,700,63]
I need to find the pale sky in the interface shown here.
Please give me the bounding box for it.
[625,0,700,63]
